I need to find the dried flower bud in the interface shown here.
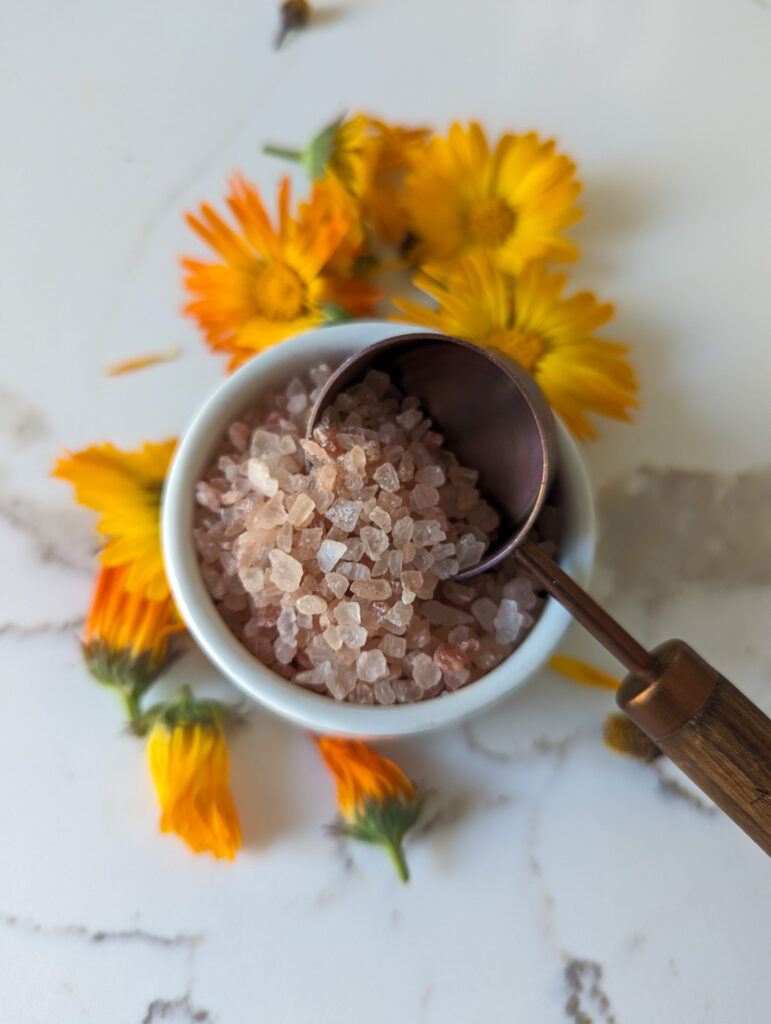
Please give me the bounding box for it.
[275,0,311,48]
[603,713,662,763]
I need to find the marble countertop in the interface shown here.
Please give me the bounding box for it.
[2,1,770,1021]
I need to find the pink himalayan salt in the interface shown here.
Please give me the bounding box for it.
[194,361,558,705]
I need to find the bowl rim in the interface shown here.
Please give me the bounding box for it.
[161,321,596,737]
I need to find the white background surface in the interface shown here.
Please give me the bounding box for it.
[1,2,770,1021]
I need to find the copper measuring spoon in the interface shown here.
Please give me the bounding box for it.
[307,332,771,855]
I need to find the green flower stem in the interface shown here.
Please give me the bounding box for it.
[120,689,142,726]
[263,145,303,163]
[383,837,410,883]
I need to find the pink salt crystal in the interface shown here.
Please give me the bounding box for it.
[275,521,293,553]
[400,570,423,601]
[287,492,315,527]
[443,580,476,606]
[443,668,471,691]
[397,451,415,482]
[277,606,298,639]
[344,473,363,492]
[433,643,467,672]
[323,572,349,599]
[410,483,440,511]
[335,601,361,625]
[385,600,413,629]
[456,534,486,570]
[315,463,338,491]
[360,526,389,559]
[471,597,498,633]
[448,625,474,643]
[297,527,323,560]
[277,434,298,455]
[316,538,347,572]
[352,682,376,704]
[415,465,445,487]
[340,624,368,649]
[342,445,366,474]
[412,548,434,573]
[377,491,403,514]
[412,652,442,689]
[252,493,287,529]
[343,536,364,560]
[396,408,422,431]
[300,439,329,464]
[387,550,403,577]
[502,577,538,610]
[356,649,388,682]
[251,429,281,458]
[269,549,303,592]
[422,601,474,627]
[323,625,343,650]
[247,459,279,497]
[256,604,281,629]
[374,679,396,704]
[227,421,250,452]
[400,540,416,564]
[327,665,357,701]
[373,462,400,493]
[380,635,407,660]
[287,393,307,415]
[393,677,424,703]
[296,594,328,616]
[412,519,445,547]
[433,557,460,580]
[326,498,363,532]
[471,635,510,671]
[196,481,223,512]
[351,578,392,600]
[370,554,390,577]
[274,637,297,664]
[369,506,392,532]
[392,517,414,544]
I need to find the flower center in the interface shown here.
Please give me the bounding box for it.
[464,197,516,247]
[252,263,305,321]
[488,329,544,372]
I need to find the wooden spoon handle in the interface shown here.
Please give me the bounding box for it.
[617,640,771,855]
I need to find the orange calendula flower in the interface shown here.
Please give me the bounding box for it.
[394,252,637,440]
[182,174,379,371]
[83,563,182,723]
[54,439,176,600]
[403,121,581,274]
[265,113,430,244]
[318,736,423,882]
[147,711,242,859]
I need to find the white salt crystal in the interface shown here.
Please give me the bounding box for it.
[322,625,343,651]
[342,446,366,474]
[351,579,392,600]
[443,580,476,605]
[277,606,298,639]
[335,601,361,625]
[297,527,323,560]
[397,452,415,482]
[412,519,445,546]
[385,600,413,628]
[360,526,389,559]
[493,599,526,644]
[374,679,396,704]
[274,637,297,664]
[300,439,329,463]
[296,594,328,616]
[392,516,414,544]
[356,649,388,682]
[248,459,279,497]
[287,492,315,527]
[287,393,307,414]
[388,550,403,577]
[433,557,460,580]
[251,429,281,458]
[444,668,471,691]
[471,597,498,633]
[268,549,303,592]
[275,521,293,553]
[316,539,347,572]
[340,624,368,649]
[239,566,264,592]
[457,534,486,569]
[326,498,363,532]
[502,577,538,610]
[373,462,400,493]
[412,652,442,689]
[343,536,365,561]
[327,664,357,700]
[410,483,440,511]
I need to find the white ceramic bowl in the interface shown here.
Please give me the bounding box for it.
[162,321,595,736]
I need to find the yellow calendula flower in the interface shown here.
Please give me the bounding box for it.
[403,121,581,274]
[394,252,637,440]
[83,563,183,721]
[147,710,242,860]
[182,174,379,371]
[265,114,430,244]
[318,736,423,882]
[54,439,176,600]
[549,655,621,691]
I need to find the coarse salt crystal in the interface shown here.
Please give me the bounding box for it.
[316,539,347,573]
[356,649,388,682]
[296,594,328,616]
[373,462,400,493]
[351,578,392,601]
[269,549,303,592]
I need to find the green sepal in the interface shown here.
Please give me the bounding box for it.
[334,793,424,883]
[301,114,346,180]
[82,640,175,723]
[131,685,244,738]
[320,303,351,325]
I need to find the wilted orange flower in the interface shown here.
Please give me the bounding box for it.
[54,439,176,600]
[83,563,183,721]
[549,655,621,690]
[183,174,379,370]
[404,122,580,274]
[318,736,422,882]
[265,113,430,244]
[147,717,242,859]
